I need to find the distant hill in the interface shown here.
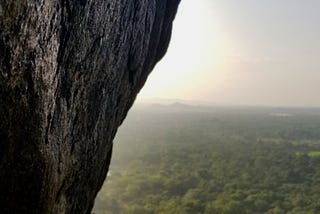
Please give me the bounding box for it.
[136,98,217,106]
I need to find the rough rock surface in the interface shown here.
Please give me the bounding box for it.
[0,1,180,213]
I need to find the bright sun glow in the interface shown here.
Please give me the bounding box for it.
[138,0,231,100]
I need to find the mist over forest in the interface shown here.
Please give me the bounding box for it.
[93,103,320,214]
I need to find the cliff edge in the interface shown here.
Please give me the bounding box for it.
[0,0,180,213]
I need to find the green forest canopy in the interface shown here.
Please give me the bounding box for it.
[93,104,320,214]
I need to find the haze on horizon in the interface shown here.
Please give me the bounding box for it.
[137,0,320,107]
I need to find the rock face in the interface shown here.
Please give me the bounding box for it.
[0,1,180,213]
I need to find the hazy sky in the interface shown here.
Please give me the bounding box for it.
[138,0,320,106]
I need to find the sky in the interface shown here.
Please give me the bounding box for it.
[137,0,320,107]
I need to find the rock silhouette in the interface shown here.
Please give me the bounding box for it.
[0,1,180,213]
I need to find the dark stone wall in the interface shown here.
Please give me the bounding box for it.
[0,1,180,213]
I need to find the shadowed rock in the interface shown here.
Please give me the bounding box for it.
[0,0,180,213]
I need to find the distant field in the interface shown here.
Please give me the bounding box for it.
[308,151,320,157]
[93,105,320,214]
